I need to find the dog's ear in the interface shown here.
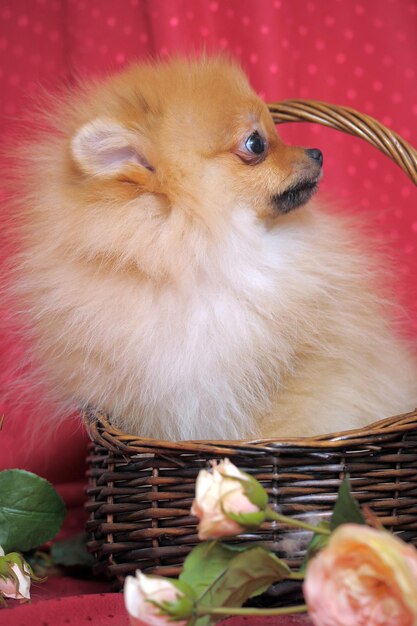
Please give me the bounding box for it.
[71,118,153,177]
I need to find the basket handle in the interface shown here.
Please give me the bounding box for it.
[268,99,417,185]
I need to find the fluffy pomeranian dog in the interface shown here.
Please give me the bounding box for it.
[10,55,417,440]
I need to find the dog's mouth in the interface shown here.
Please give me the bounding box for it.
[271,178,320,215]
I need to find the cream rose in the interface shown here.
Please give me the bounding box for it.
[304,524,417,626]
[191,459,268,540]
[124,570,193,626]
[0,546,32,601]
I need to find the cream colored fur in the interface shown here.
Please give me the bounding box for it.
[11,56,417,440]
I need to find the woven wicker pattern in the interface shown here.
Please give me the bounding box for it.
[86,410,417,592]
[85,99,417,595]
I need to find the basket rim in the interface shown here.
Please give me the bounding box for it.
[84,408,417,456]
[268,98,417,185]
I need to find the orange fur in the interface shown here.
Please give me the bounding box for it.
[9,55,417,440]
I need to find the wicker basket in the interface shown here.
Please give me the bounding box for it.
[85,99,417,597]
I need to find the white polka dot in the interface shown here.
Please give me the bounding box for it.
[17,15,29,28]
[8,73,21,86]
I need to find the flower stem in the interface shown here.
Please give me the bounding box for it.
[197,604,308,617]
[265,508,331,535]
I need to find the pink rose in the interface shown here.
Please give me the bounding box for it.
[124,570,193,626]
[191,459,267,540]
[0,546,31,601]
[304,524,417,626]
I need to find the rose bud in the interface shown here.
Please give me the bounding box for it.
[0,547,32,602]
[191,459,268,540]
[124,570,194,626]
[304,524,417,626]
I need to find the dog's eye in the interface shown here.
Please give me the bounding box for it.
[245,131,266,155]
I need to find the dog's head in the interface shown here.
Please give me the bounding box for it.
[30,56,322,280]
[71,56,321,216]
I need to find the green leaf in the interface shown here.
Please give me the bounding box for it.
[196,547,291,626]
[0,469,66,553]
[331,475,366,530]
[51,532,94,568]
[180,542,247,598]
[182,544,291,626]
[217,547,291,601]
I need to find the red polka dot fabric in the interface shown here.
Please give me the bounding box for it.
[0,0,416,478]
[2,592,313,626]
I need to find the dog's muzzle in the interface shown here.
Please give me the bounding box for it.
[271,178,320,214]
[271,148,323,214]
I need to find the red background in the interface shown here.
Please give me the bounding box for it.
[0,0,416,485]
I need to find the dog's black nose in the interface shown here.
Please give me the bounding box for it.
[305,148,323,167]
